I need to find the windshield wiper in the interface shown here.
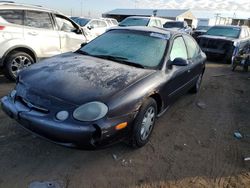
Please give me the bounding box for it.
[93,55,145,69]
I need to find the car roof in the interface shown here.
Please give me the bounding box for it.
[125,16,161,20]
[108,26,181,37]
[0,2,61,14]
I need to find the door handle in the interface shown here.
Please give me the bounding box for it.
[188,69,191,73]
[28,31,38,36]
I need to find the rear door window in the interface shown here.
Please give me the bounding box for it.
[183,35,200,59]
[24,11,53,30]
[0,9,24,25]
[170,37,188,61]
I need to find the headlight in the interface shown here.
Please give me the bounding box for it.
[73,101,108,122]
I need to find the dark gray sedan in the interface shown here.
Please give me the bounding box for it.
[1,27,206,149]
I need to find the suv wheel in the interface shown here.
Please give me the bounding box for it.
[4,51,34,80]
[131,98,157,148]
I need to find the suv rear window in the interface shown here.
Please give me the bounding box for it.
[0,10,23,25]
[24,11,53,29]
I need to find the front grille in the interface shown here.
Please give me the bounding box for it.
[199,38,233,52]
[17,96,49,113]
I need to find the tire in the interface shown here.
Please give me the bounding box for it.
[3,51,34,81]
[190,73,203,93]
[130,98,157,148]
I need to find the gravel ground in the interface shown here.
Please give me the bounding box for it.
[0,62,250,188]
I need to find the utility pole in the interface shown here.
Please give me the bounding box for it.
[215,13,221,25]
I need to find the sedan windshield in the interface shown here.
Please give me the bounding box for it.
[164,22,184,28]
[74,18,90,27]
[79,30,168,68]
[119,18,150,27]
[206,27,240,38]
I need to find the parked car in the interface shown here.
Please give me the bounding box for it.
[197,25,250,63]
[118,16,167,28]
[1,26,206,149]
[101,18,118,27]
[163,21,192,34]
[0,2,87,80]
[73,17,109,42]
[192,26,211,40]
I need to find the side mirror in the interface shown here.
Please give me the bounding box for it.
[87,25,94,30]
[170,58,189,66]
[75,28,83,34]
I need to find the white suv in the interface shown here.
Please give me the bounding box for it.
[118,16,168,28]
[72,17,109,42]
[0,2,87,80]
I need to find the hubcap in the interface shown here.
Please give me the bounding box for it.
[140,106,156,141]
[11,56,32,77]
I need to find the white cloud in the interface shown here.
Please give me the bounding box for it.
[132,0,250,11]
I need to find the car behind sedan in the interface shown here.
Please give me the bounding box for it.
[197,25,250,63]
[163,21,192,34]
[1,27,206,149]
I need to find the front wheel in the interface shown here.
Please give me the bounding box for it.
[131,98,157,148]
[4,51,34,81]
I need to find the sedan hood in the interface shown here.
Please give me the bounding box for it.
[19,52,154,105]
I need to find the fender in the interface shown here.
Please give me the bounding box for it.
[0,45,38,67]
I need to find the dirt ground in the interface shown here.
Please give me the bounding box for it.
[0,62,250,188]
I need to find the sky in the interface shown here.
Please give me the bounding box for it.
[14,0,250,18]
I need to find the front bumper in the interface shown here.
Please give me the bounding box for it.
[1,96,135,149]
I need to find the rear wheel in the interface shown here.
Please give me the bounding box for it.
[4,51,34,81]
[131,98,157,148]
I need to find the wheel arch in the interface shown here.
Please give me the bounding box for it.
[2,46,37,66]
[148,92,163,115]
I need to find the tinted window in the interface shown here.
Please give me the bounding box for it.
[170,37,188,61]
[55,15,76,32]
[183,35,199,59]
[0,10,23,25]
[164,22,184,28]
[25,11,53,29]
[119,18,149,27]
[80,30,167,68]
[206,26,240,38]
[74,18,90,26]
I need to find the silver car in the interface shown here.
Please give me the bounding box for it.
[0,2,87,80]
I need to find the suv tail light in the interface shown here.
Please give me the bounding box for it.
[0,26,5,30]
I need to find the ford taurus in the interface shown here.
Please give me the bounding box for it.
[1,27,206,149]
